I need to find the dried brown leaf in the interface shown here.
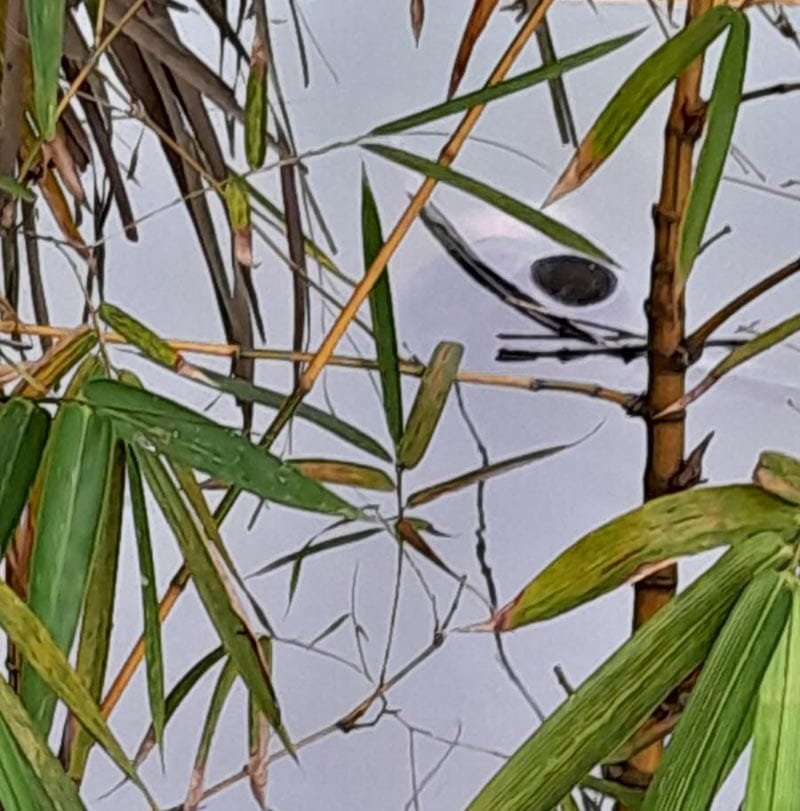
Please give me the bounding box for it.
[449,0,500,98]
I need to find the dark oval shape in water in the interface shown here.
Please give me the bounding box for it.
[531,255,617,307]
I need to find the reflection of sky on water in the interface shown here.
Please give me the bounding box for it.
[69,1,800,808]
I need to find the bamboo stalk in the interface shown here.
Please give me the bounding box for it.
[618,0,713,800]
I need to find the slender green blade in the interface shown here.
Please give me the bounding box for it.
[0,399,49,554]
[467,537,792,811]
[365,144,613,263]
[371,29,644,136]
[644,568,791,810]
[0,580,154,801]
[407,438,580,507]
[398,342,463,470]
[26,0,65,140]
[14,327,97,399]
[136,449,293,753]
[361,166,403,447]
[185,658,239,811]
[190,369,392,463]
[745,582,800,810]
[126,449,166,758]
[83,379,360,518]
[661,312,800,416]
[245,30,268,170]
[98,303,179,369]
[677,14,749,290]
[133,645,225,769]
[66,443,126,781]
[0,715,53,811]
[0,176,35,203]
[547,6,735,203]
[0,680,84,811]
[491,485,799,630]
[25,403,114,736]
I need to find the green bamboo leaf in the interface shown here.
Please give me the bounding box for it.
[63,354,105,398]
[288,459,394,491]
[547,5,736,204]
[26,0,65,140]
[745,582,800,810]
[0,718,53,811]
[677,14,749,290]
[660,312,800,416]
[581,776,643,809]
[225,174,253,265]
[371,29,644,136]
[489,485,799,631]
[24,403,114,736]
[133,645,225,769]
[192,368,392,463]
[0,176,35,203]
[135,449,293,754]
[0,680,84,811]
[98,302,179,369]
[365,144,613,264]
[66,443,126,781]
[13,326,97,398]
[245,31,268,169]
[406,435,585,508]
[185,658,239,811]
[83,379,360,519]
[249,527,382,579]
[126,449,166,758]
[559,793,580,811]
[398,341,463,470]
[0,399,49,554]
[361,165,403,446]
[0,580,154,802]
[753,451,800,507]
[644,569,791,811]
[467,537,792,811]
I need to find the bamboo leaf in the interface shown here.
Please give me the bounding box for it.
[0,679,84,811]
[0,176,35,203]
[643,569,791,810]
[547,6,736,204]
[0,718,53,811]
[226,173,253,267]
[373,29,644,135]
[133,645,226,769]
[410,0,425,44]
[754,451,800,507]
[126,449,166,758]
[63,354,105,398]
[0,580,154,802]
[185,657,238,811]
[581,776,643,809]
[83,379,360,519]
[398,341,463,470]
[361,166,403,447]
[659,312,800,416]
[288,459,394,491]
[26,0,65,140]
[249,527,383,579]
[12,326,96,398]
[396,517,454,575]
[245,29,268,170]
[195,369,392,463]
[488,485,799,631]
[365,144,613,263]
[744,582,800,810]
[98,302,179,369]
[66,443,126,781]
[448,0,500,98]
[247,638,272,809]
[407,435,585,507]
[467,537,793,811]
[0,400,49,554]
[677,14,749,291]
[24,403,114,736]
[135,449,293,754]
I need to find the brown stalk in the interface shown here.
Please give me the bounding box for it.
[617,0,713,800]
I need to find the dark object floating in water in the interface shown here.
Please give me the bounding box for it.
[531,255,617,307]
